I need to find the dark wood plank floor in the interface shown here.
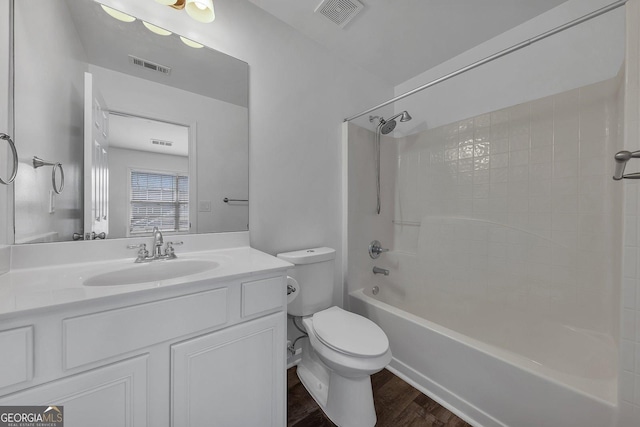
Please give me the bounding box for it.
[287,366,472,427]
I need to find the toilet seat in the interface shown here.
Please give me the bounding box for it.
[311,307,389,358]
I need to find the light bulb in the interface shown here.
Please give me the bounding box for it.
[143,21,172,36]
[180,36,203,49]
[100,5,135,23]
[185,0,215,23]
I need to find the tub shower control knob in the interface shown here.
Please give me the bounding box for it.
[368,240,389,259]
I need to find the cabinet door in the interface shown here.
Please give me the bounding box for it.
[171,312,285,427]
[0,355,148,427]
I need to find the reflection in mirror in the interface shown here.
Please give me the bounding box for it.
[13,0,249,244]
[108,113,190,239]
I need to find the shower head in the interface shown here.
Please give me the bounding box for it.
[380,120,397,134]
[377,110,411,135]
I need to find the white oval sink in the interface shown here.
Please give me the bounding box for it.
[83,259,220,287]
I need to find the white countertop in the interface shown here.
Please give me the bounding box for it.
[0,245,292,317]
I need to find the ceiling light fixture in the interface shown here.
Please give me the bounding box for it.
[100,5,136,23]
[155,0,184,7]
[155,0,215,23]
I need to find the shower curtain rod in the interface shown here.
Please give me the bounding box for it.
[344,0,628,122]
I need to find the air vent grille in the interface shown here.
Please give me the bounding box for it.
[129,55,172,75]
[315,0,364,28]
[151,139,173,147]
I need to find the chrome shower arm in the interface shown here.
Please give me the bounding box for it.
[382,111,412,124]
[382,113,399,123]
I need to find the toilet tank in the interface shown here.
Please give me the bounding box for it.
[277,247,335,317]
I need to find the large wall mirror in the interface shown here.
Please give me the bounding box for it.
[13,0,249,244]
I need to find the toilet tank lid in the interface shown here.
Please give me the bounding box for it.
[277,247,335,264]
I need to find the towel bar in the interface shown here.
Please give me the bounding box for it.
[613,150,640,180]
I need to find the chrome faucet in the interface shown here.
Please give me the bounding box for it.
[127,227,183,263]
[152,227,164,257]
[373,266,389,276]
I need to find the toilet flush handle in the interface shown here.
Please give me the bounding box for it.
[286,276,300,305]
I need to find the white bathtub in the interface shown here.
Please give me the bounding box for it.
[349,288,618,427]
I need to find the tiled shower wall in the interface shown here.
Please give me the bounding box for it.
[391,74,622,335]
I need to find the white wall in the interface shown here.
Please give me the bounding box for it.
[89,65,249,235]
[388,0,625,135]
[13,0,86,243]
[108,147,189,239]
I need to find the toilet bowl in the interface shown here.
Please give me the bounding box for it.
[297,307,391,427]
[278,248,391,427]
[303,306,391,378]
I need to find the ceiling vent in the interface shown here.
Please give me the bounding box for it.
[315,0,364,28]
[151,139,173,147]
[129,55,171,76]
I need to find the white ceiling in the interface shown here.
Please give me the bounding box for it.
[248,0,570,86]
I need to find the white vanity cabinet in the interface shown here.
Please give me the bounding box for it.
[0,269,288,427]
[0,356,149,427]
[172,312,285,427]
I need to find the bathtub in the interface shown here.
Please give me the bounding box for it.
[349,288,618,427]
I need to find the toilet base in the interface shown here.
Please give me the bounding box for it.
[297,341,377,427]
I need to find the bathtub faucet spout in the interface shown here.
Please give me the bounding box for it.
[373,266,389,276]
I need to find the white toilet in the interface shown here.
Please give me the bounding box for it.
[278,247,391,427]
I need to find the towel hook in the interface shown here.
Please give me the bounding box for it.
[33,156,64,194]
[0,133,19,185]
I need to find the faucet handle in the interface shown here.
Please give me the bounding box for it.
[164,241,183,258]
[127,243,149,261]
[368,240,389,259]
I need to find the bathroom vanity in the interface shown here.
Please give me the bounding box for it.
[0,234,290,427]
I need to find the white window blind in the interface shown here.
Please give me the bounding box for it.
[130,170,189,234]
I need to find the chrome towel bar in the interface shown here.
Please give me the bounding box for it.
[620,172,640,179]
[613,150,640,180]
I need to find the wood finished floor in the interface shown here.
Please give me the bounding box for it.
[287,367,472,427]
